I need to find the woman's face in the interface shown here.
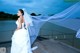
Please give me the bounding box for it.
[17,11,22,16]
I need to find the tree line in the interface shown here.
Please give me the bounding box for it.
[0,12,18,20]
[0,11,40,20]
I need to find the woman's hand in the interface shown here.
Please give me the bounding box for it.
[15,28,20,31]
[15,29,19,31]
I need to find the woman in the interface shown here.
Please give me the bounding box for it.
[11,9,32,53]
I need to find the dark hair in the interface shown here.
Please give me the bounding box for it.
[19,9,24,15]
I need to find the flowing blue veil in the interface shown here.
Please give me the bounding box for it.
[23,1,80,45]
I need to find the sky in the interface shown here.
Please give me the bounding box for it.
[0,0,76,15]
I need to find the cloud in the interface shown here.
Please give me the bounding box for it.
[18,0,32,3]
[1,0,52,8]
[1,0,35,7]
[0,0,75,15]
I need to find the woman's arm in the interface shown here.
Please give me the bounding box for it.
[16,18,22,31]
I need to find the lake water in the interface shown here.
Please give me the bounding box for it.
[0,21,16,42]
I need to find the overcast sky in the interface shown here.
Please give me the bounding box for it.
[0,0,75,15]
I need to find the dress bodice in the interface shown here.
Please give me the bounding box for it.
[16,20,25,29]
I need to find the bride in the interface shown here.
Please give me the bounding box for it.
[11,9,32,53]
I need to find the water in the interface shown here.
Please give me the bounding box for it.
[0,21,16,42]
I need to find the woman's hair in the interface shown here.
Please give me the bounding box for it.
[19,9,24,15]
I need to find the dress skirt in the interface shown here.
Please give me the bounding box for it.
[11,28,32,53]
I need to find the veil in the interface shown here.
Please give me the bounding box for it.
[76,29,80,38]
[23,1,80,45]
[22,8,45,44]
[23,8,33,27]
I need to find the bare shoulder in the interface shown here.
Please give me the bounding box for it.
[17,17,24,23]
[16,18,20,23]
[18,17,21,21]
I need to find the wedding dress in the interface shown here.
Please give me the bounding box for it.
[11,20,32,53]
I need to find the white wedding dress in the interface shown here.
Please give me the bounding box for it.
[11,20,32,53]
